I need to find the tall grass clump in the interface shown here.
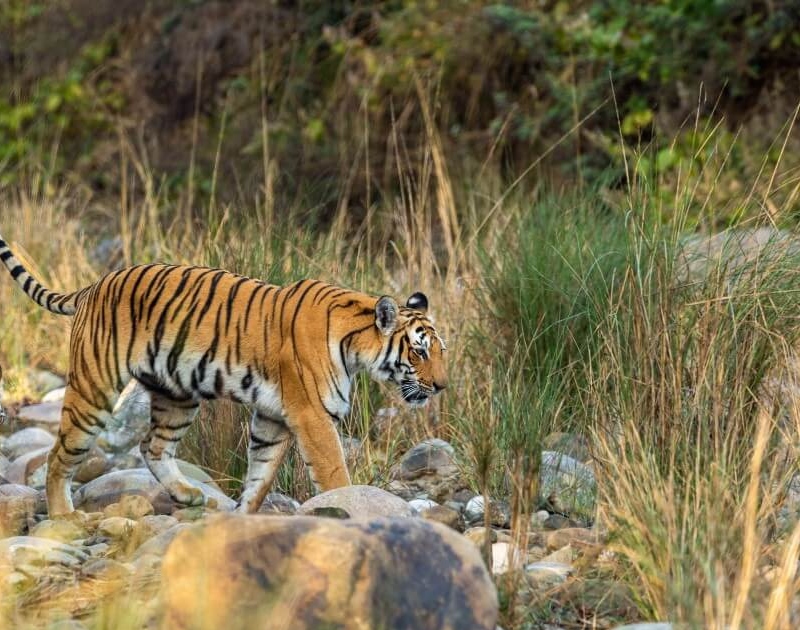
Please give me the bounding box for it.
[470,192,636,507]
[587,193,800,626]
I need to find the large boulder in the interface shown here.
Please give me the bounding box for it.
[159,514,498,630]
[72,468,235,514]
[298,485,413,519]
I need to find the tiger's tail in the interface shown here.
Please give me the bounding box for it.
[0,234,83,316]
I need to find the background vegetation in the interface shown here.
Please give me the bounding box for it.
[1,1,799,628]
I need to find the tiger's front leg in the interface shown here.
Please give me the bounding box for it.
[289,407,351,493]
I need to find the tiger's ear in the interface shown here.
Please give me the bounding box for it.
[375,296,398,336]
[406,292,428,313]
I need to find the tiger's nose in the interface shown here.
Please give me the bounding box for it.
[432,381,447,394]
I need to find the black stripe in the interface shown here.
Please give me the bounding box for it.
[243,284,262,330]
[197,270,227,325]
[153,430,183,442]
[0,249,13,262]
[225,277,249,335]
[249,435,285,449]
[10,265,25,279]
[167,311,194,374]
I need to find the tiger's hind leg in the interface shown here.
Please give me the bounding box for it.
[140,392,204,507]
[236,413,293,513]
[47,385,115,516]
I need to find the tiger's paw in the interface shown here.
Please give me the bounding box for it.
[168,483,206,507]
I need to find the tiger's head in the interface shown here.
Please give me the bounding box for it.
[371,292,448,407]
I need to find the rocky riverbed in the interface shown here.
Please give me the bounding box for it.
[0,374,674,629]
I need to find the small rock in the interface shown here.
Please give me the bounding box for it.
[176,460,221,490]
[396,438,458,480]
[444,499,465,513]
[28,369,66,394]
[5,446,49,487]
[298,485,413,519]
[29,518,87,543]
[74,451,110,484]
[545,527,600,551]
[139,514,179,538]
[463,526,498,548]
[409,498,439,513]
[464,496,511,527]
[492,541,512,575]
[108,448,146,472]
[0,536,88,571]
[0,483,38,500]
[540,451,596,522]
[160,514,498,630]
[42,386,67,402]
[524,561,574,587]
[452,488,477,504]
[103,495,155,520]
[530,510,550,528]
[81,557,133,581]
[97,516,139,538]
[543,514,579,530]
[84,542,110,558]
[422,505,463,531]
[2,428,55,460]
[258,492,300,515]
[541,545,573,565]
[15,401,62,430]
[385,479,416,500]
[542,432,591,463]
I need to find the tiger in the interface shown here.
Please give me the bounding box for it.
[0,233,447,516]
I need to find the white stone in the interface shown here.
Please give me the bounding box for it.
[42,387,67,402]
[491,542,511,575]
[465,496,486,522]
[408,498,439,514]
